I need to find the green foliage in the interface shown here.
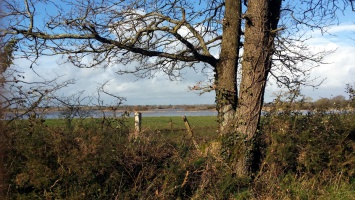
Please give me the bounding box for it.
[2,116,217,199]
[261,111,355,175]
[253,91,355,199]
[2,104,355,199]
[346,83,355,108]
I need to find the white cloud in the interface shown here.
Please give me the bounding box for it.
[12,55,215,105]
[327,24,355,34]
[9,22,355,105]
[265,24,355,102]
[302,25,355,99]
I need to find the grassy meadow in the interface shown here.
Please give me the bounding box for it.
[1,107,355,199]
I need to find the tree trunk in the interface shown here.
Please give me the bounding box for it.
[227,0,282,178]
[215,0,241,134]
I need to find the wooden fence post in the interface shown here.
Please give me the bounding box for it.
[134,112,142,138]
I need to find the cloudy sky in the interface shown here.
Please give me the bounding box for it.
[13,22,355,105]
[296,23,355,101]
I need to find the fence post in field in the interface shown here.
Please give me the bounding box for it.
[182,116,201,153]
[134,112,142,138]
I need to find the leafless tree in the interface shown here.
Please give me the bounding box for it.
[0,0,352,178]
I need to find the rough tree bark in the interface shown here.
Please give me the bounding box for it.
[215,0,241,133]
[224,0,282,178]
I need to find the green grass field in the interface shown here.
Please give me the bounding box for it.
[42,115,218,136]
[43,115,217,127]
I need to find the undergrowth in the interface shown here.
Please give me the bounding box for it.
[1,105,355,199]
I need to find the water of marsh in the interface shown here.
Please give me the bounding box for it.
[3,108,219,119]
[3,108,350,120]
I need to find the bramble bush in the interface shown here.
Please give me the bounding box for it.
[2,116,211,199]
[2,91,355,199]
[253,92,355,199]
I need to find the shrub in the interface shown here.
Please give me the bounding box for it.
[3,116,213,199]
[2,98,355,199]
[254,93,355,199]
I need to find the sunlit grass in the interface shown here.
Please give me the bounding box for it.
[42,115,218,135]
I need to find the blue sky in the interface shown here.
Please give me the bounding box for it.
[10,3,355,105]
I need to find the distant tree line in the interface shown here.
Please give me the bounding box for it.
[265,93,355,111]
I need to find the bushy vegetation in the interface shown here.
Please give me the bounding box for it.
[1,96,355,199]
[264,94,355,111]
[1,115,218,199]
[255,107,355,199]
